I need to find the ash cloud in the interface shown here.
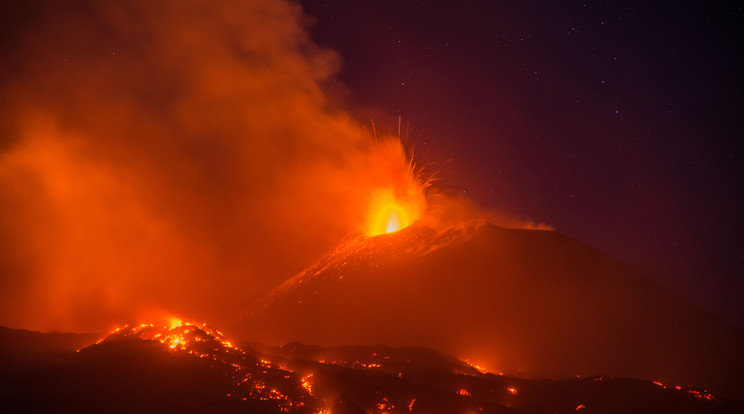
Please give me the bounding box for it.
[0,0,378,331]
[0,0,541,333]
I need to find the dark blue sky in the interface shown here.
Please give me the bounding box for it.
[300,0,744,328]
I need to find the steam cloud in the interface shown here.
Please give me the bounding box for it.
[0,0,542,333]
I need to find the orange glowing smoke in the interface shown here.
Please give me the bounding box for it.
[0,0,538,334]
[0,0,430,332]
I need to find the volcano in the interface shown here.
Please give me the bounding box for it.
[237,220,744,397]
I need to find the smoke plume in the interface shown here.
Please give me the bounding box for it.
[0,0,402,331]
[0,0,545,333]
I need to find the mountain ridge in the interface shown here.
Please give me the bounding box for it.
[237,220,744,397]
[2,324,737,413]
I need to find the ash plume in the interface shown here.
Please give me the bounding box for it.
[0,0,543,333]
[0,0,391,331]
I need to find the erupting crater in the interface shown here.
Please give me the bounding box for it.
[367,193,416,236]
[362,138,430,237]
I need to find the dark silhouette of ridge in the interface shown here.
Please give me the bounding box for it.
[238,220,744,398]
[2,326,739,414]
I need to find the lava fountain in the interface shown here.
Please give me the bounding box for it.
[362,136,431,236]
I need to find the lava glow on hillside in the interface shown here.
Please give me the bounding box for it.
[77,320,725,414]
[93,320,316,412]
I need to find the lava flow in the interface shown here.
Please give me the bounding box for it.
[72,320,729,414]
[92,320,315,413]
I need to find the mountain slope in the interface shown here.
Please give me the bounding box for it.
[1,325,736,414]
[237,221,744,397]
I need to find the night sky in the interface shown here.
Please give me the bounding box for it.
[299,0,744,328]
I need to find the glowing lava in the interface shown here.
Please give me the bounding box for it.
[363,138,430,236]
[369,198,410,235]
[83,320,725,413]
[386,211,401,233]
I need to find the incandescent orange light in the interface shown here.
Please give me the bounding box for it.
[366,188,423,236]
[372,204,408,235]
[361,138,430,236]
[385,211,401,233]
